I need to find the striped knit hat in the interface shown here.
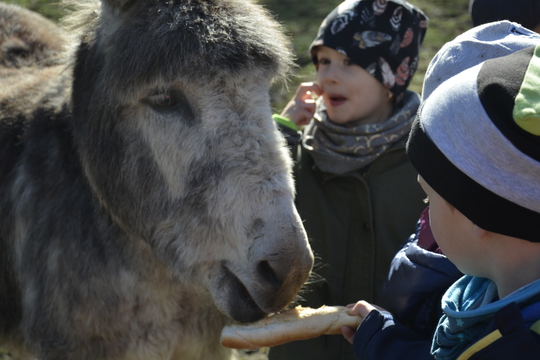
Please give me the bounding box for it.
[407,25,540,242]
[421,21,540,102]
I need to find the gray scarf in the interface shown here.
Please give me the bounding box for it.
[302,91,420,174]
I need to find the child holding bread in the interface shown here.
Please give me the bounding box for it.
[343,21,540,360]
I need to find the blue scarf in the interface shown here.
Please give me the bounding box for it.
[431,276,540,360]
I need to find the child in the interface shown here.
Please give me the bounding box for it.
[269,1,428,359]
[344,21,540,360]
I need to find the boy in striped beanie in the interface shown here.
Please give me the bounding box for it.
[342,21,540,360]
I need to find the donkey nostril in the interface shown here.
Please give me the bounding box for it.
[257,260,282,288]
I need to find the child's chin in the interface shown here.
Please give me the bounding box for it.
[327,112,356,126]
[327,116,350,125]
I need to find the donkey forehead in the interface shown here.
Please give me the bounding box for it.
[97,0,291,85]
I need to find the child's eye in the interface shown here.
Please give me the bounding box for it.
[423,196,430,204]
[318,57,330,65]
[344,59,355,66]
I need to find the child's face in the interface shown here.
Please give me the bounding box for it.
[418,176,488,277]
[315,46,393,126]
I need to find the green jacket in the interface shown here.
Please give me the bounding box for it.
[270,114,426,360]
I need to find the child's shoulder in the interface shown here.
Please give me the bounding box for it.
[459,301,540,360]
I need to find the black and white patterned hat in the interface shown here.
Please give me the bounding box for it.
[407,24,540,242]
[310,0,428,103]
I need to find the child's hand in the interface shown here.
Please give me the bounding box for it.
[342,301,382,344]
[280,82,322,126]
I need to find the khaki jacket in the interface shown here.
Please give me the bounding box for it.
[270,135,426,360]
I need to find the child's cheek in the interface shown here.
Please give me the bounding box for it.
[320,93,330,106]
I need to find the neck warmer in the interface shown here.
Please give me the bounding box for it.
[302,91,419,175]
[431,275,540,360]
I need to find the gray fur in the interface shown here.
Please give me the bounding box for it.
[0,1,314,359]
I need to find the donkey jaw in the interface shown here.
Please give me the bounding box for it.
[220,265,266,323]
[211,253,312,323]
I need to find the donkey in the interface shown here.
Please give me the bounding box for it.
[0,1,314,359]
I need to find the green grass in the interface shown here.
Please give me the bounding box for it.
[5,0,64,20]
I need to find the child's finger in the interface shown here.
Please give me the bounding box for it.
[304,99,316,114]
[341,325,356,344]
[310,83,323,97]
[295,109,316,126]
[301,82,323,96]
[347,300,377,318]
[296,82,322,100]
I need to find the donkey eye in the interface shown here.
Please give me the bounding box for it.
[153,93,177,108]
[143,90,195,121]
[147,91,178,109]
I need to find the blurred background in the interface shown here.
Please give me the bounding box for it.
[261,0,472,109]
[3,0,472,110]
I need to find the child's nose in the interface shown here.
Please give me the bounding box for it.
[322,66,340,84]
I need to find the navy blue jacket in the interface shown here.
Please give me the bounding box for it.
[381,208,462,336]
[353,302,540,360]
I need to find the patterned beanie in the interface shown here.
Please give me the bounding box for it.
[407,29,540,242]
[309,0,428,103]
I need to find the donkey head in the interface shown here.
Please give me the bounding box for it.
[70,0,313,322]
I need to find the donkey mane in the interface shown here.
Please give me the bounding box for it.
[63,0,294,86]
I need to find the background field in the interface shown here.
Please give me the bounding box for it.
[5,0,472,109]
[262,0,472,108]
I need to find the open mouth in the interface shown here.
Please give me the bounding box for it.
[222,265,266,323]
[329,95,347,107]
